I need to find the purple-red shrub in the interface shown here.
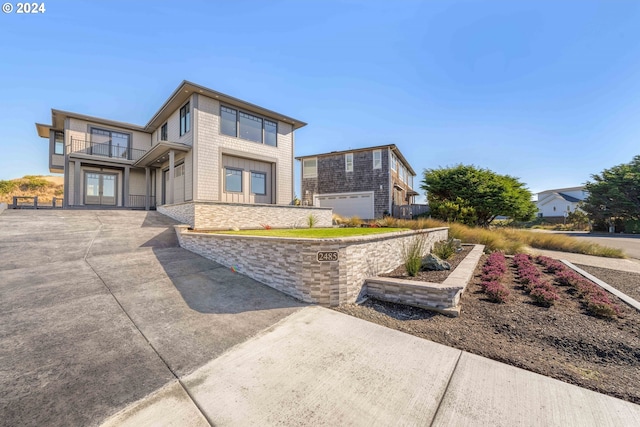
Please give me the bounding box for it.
[529,282,559,307]
[483,281,510,303]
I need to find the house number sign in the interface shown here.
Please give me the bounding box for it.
[317,251,339,262]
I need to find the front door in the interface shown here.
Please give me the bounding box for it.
[85,173,117,206]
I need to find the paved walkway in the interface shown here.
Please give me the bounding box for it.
[2,210,639,426]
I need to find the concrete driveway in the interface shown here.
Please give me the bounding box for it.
[0,210,304,427]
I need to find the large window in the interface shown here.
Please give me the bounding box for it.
[225,168,242,193]
[391,154,397,172]
[90,128,130,159]
[264,120,277,146]
[345,153,353,172]
[160,123,168,141]
[239,112,263,143]
[251,172,266,195]
[303,158,317,178]
[54,131,64,155]
[373,150,381,169]
[221,106,237,137]
[180,102,190,136]
[220,105,278,146]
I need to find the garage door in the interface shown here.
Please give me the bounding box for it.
[315,192,374,219]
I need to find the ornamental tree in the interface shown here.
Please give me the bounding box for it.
[421,164,537,227]
[582,155,640,225]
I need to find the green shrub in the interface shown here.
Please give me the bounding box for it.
[307,214,318,228]
[0,180,17,194]
[402,236,425,277]
[432,238,456,260]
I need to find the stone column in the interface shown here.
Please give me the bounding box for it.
[168,150,175,205]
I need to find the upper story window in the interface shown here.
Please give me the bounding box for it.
[391,154,397,171]
[220,105,278,146]
[345,153,354,172]
[264,119,277,147]
[399,164,405,183]
[221,106,237,137]
[239,112,263,143]
[373,150,381,169]
[54,131,64,155]
[303,158,317,178]
[90,127,130,159]
[180,102,190,136]
[160,123,168,141]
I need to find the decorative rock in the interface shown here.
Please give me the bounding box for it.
[421,254,451,271]
[453,238,463,252]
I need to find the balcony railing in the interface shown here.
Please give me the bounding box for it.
[68,138,147,161]
[129,194,156,209]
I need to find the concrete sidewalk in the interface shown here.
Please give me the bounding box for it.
[104,307,640,427]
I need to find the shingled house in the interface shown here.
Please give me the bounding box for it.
[296,144,418,219]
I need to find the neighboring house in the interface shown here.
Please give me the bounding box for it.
[35,81,331,229]
[296,144,418,219]
[536,186,587,218]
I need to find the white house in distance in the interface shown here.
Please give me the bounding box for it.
[536,186,587,218]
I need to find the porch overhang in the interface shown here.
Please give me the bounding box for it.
[133,141,192,167]
[407,189,419,196]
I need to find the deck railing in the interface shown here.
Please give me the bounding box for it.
[68,138,147,161]
[128,194,156,209]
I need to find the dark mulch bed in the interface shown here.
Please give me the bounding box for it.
[380,246,471,283]
[575,264,640,303]
[334,254,640,404]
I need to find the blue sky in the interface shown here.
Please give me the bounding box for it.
[1,0,639,201]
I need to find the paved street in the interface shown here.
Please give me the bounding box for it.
[562,232,640,260]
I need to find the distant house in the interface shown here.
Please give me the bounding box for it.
[536,186,587,218]
[296,144,418,219]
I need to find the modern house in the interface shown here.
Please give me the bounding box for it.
[296,144,419,219]
[536,186,587,218]
[36,81,332,229]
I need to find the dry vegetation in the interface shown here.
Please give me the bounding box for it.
[0,175,64,205]
[339,216,625,258]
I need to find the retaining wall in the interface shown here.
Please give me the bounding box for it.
[159,201,332,230]
[174,226,448,306]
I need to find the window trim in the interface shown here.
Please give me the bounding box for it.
[54,131,64,155]
[345,153,354,172]
[220,105,238,138]
[220,104,278,147]
[174,162,184,178]
[89,127,131,159]
[250,171,267,195]
[373,149,381,169]
[160,122,168,141]
[303,158,317,178]
[180,102,191,136]
[391,154,397,171]
[224,167,243,193]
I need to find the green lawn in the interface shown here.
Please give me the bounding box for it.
[212,227,409,238]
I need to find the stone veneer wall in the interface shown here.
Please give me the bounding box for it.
[174,226,448,306]
[365,245,485,316]
[158,201,332,229]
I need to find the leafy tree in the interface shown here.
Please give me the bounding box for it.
[421,164,537,227]
[582,155,640,225]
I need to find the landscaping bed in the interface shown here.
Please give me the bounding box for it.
[380,245,472,283]
[334,255,640,404]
